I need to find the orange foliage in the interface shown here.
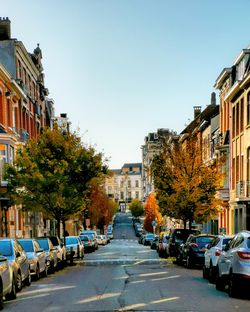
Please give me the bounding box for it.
[143,192,162,232]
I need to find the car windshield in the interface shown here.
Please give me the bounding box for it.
[87,235,94,240]
[37,239,49,250]
[19,240,34,252]
[80,236,89,241]
[0,241,13,256]
[49,237,59,246]
[66,237,78,245]
[146,234,154,239]
[174,230,199,243]
[222,238,232,245]
[196,236,214,245]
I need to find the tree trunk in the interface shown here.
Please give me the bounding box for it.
[62,220,66,246]
[183,220,187,229]
[189,219,193,230]
[57,219,61,238]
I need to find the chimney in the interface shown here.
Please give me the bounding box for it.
[0,17,11,40]
[193,106,202,119]
[211,92,216,106]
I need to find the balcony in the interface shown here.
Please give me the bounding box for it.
[236,181,250,199]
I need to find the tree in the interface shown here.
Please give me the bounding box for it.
[4,127,107,237]
[152,135,225,228]
[129,199,144,218]
[87,178,117,231]
[143,192,162,232]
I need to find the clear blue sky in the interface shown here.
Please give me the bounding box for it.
[1,0,250,168]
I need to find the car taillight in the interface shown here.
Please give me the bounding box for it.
[191,243,199,248]
[237,251,250,259]
[215,250,221,257]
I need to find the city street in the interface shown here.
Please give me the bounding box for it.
[4,213,250,312]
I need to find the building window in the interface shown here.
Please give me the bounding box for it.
[136,191,139,198]
[247,92,250,125]
[232,157,235,189]
[120,180,124,188]
[0,144,7,182]
[0,92,3,124]
[240,98,244,132]
[236,103,239,137]
[135,180,139,187]
[232,106,235,138]
[127,180,131,188]
[120,192,124,200]
[128,191,131,199]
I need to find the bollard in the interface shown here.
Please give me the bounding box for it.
[70,246,74,266]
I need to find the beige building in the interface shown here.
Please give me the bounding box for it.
[215,45,250,234]
[105,163,142,212]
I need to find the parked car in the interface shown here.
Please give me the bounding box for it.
[80,230,98,240]
[167,228,201,258]
[97,235,107,245]
[138,232,146,244]
[143,233,155,246]
[18,238,48,280]
[36,237,58,273]
[107,229,114,239]
[158,234,169,258]
[79,235,93,253]
[48,236,66,268]
[216,230,250,297]
[203,235,233,283]
[86,234,98,250]
[0,255,16,308]
[150,235,159,250]
[103,235,110,244]
[177,234,216,268]
[0,238,31,292]
[65,236,84,258]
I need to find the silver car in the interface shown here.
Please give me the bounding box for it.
[216,230,250,297]
[18,239,48,280]
[0,255,16,309]
[0,238,31,292]
[203,235,233,283]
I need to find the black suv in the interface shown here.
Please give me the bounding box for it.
[167,228,201,257]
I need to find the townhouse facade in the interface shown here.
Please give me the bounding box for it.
[141,128,176,200]
[105,163,143,212]
[0,17,54,237]
[215,45,250,234]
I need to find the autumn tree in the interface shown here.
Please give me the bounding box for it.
[143,192,162,232]
[4,127,107,237]
[129,199,144,218]
[87,178,117,232]
[152,135,224,228]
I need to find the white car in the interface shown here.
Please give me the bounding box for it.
[97,235,107,245]
[203,235,233,283]
[216,230,250,297]
[65,236,84,258]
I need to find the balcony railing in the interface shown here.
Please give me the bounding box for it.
[236,181,250,198]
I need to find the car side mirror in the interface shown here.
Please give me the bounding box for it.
[16,251,21,258]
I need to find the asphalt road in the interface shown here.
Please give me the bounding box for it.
[4,212,250,312]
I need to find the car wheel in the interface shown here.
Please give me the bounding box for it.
[43,264,48,277]
[25,269,31,286]
[228,272,238,298]
[215,268,224,291]
[202,265,208,279]
[5,275,16,300]
[0,281,3,310]
[34,265,40,281]
[208,264,215,284]
[176,253,182,266]
[16,271,22,292]
[186,255,193,269]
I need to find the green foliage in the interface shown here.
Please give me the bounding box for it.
[4,127,107,235]
[129,199,144,217]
